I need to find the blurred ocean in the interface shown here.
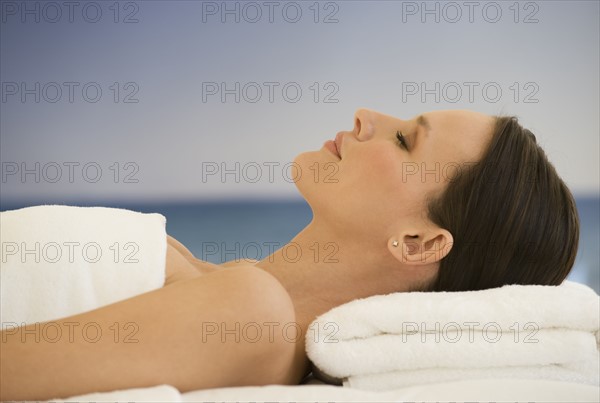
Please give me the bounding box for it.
[1,197,598,293]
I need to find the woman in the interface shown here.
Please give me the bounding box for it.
[0,108,579,400]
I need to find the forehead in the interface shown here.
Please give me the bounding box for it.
[421,109,495,161]
[421,109,493,134]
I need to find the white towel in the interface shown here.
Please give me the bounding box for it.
[1,205,167,326]
[345,360,600,391]
[306,280,600,390]
[48,384,181,403]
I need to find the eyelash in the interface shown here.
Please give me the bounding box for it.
[396,131,409,150]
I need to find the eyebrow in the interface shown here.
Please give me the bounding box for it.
[416,115,431,136]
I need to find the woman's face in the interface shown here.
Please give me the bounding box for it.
[294,109,495,239]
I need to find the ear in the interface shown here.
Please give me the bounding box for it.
[388,228,454,266]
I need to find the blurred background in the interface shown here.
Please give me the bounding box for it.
[1,0,598,292]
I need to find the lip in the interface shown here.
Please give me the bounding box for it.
[334,132,344,158]
[323,140,341,159]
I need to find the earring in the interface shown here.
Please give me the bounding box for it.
[392,240,399,248]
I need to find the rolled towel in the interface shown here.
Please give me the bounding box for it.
[306,281,600,389]
[1,205,167,326]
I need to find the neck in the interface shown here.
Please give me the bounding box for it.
[255,218,413,342]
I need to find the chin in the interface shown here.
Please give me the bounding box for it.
[291,150,317,199]
[292,149,341,218]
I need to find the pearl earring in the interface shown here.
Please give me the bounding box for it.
[392,240,399,248]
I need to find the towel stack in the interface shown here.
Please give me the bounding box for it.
[306,281,600,390]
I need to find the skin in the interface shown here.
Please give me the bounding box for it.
[257,108,495,365]
[0,109,494,401]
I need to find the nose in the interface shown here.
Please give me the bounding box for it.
[353,108,376,141]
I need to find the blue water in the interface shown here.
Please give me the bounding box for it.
[1,197,598,293]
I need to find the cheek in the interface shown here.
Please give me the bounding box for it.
[335,146,406,219]
[349,145,403,193]
[345,145,439,213]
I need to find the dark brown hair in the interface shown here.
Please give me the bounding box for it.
[424,115,579,292]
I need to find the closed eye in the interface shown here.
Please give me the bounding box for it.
[396,131,409,151]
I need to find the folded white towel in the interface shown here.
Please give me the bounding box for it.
[1,205,167,326]
[312,329,598,376]
[345,359,600,391]
[306,280,600,390]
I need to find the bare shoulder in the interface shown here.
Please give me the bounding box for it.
[211,266,304,385]
[216,266,295,327]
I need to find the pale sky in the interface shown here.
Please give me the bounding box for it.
[1,0,598,203]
